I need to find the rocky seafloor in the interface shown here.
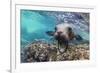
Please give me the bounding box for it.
[21,40,89,63]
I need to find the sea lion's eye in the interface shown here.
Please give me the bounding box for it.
[67,27,72,32]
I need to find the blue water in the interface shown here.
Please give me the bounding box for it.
[20,10,89,46]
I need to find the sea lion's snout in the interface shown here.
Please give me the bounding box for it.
[55,31,63,38]
[57,31,63,35]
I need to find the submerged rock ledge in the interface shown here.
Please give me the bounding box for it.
[21,41,89,63]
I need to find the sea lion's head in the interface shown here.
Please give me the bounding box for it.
[54,23,75,41]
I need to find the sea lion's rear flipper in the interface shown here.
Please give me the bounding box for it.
[46,31,55,36]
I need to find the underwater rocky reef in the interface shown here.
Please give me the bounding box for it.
[21,40,89,63]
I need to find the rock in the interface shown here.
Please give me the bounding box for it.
[21,40,89,63]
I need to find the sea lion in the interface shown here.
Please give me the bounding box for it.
[46,23,81,53]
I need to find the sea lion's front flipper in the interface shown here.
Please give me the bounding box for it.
[75,34,83,41]
[46,31,55,36]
